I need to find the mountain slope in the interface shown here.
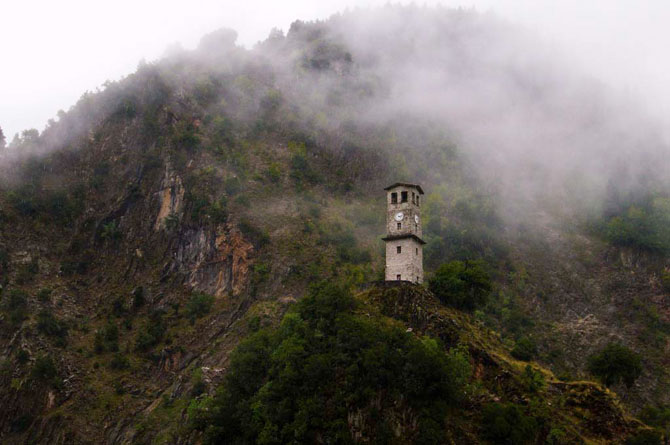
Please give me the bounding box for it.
[0,6,668,444]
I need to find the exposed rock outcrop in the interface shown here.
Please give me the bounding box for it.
[169,224,253,297]
[154,165,185,231]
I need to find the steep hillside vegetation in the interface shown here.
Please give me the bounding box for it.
[0,6,669,444]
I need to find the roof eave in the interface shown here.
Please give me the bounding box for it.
[383,182,424,194]
[381,233,427,245]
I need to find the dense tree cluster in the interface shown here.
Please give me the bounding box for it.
[601,195,670,253]
[191,282,472,444]
[428,260,492,311]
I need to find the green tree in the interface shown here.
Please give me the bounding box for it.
[481,402,540,444]
[587,343,642,388]
[428,260,492,311]
[511,337,537,361]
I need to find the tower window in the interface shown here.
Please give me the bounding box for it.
[397,222,401,230]
[416,248,418,255]
[396,246,402,254]
[397,274,401,280]
[391,192,398,204]
[416,196,420,206]
[412,192,415,204]
[401,191,408,203]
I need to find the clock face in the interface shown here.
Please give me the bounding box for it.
[414,215,419,224]
[394,212,404,222]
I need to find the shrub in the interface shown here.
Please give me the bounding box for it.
[224,177,241,196]
[164,212,180,232]
[625,430,663,445]
[267,162,281,183]
[132,287,145,308]
[15,258,39,284]
[10,414,32,433]
[36,288,52,302]
[36,309,68,347]
[640,404,670,431]
[190,368,206,397]
[208,198,227,224]
[587,343,642,388]
[109,353,130,371]
[546,428,568,445]
[111,296,126,317]
[4,289,29,325]
[238,219,269,248]
[662,271,670,293]
[502,304,535,337]
[30,355,58,385]
[59,254,92,276]
[100,221,122,243]
[16,348,29,365]
[171,121,200,150]
[603,197,670,253]
[185,293,215,323]
[289,142,321,185]
[521,365,545,393]
[428,260,492,311]
[135,310,166,352]
[7,189,38,217]
[94,321,119,353]
[511,337,537,361]
[251,263,269,285]
[481,402,540,444]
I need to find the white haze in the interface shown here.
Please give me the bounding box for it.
[247,7,670,222]
[1,0,670,142]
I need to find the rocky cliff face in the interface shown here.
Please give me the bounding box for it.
[169,224,253,297]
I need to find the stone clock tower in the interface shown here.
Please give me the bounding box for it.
[382,183,425,283]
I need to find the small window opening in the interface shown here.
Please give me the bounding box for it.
[397,246,402,254]
[401,191,408,203]
[417,276,419,282]
[397,222,402,230]
[416,248,418,255]
[411,192,415,204]
[397,274,402,280]
[391,192,398,204]
[416,196,420,207]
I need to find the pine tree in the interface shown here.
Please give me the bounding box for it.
[0,126,6,150]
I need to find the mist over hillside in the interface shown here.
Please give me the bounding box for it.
[277,7,670,220]
[7,6,669,224]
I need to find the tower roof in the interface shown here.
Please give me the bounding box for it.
[384,182,424,194]
[381,233,427,245]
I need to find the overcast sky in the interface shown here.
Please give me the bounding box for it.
[1,0,668,140]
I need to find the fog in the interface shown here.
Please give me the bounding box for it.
[257,7,670,221]
[2,1,670,225]
[2,1,670,141]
